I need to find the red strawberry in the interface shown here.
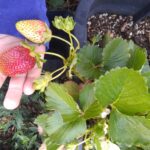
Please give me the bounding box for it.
[0,46,36,77]
[16,20,52,44]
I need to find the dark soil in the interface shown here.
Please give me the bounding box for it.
[87,13,150,54]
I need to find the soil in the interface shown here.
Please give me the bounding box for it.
[87,13,150,55]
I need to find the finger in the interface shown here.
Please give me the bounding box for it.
[23,65,42,95]
[23,45,45,95]
[0,35,21,51]
[3,74,26,110]
[0,73,7,88]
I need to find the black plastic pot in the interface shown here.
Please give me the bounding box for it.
[74,0,150,47]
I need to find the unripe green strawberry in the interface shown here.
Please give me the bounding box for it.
[16,20,52,44]
[0,46,36,77]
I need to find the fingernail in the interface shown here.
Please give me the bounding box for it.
[24,87,34,95]
[3,99,19,110]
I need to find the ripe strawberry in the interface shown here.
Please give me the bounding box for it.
[16,20,52,44]
[0,46,36,77]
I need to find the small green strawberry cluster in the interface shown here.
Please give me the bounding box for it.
[0,16,80,92]
[52,16,75,32]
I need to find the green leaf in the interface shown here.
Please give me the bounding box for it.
[79,84,95,109]
[95,68,150,115]
[91,34,102,45]
[77,44,103,79]
[102,38,130,69]
[83,101,102,120]
[109,109,150,148]
[79,84,102,119]
[34,113,48,129]
[45,83,81,122]
[28,135,37,149]
[127,42,146,70]
[63,81,79,101]
[35,111,63,136]
[45,140,59,150]
[48,0,64,8]
[45,118,86,145]
[120,145,149,150]
[114,94,150,116]
[141,60,150,74]
[103,33,114,46]
[141,60,150,89]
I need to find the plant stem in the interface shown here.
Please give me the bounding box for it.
[63,30,80,51]
[73,69,85,82]
[39,51,66,62]
[73,138,90,150]
[68,32,73,46]
[51,35,72,47]
[67,31,74,57]
[70,33,80,50]
[51,66,66,76]
[51,66,67,80]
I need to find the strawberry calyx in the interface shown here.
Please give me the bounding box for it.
[33,72,52,93]
[21,41,46,68]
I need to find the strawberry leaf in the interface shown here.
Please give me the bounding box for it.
[44,117,86,148]
[45,83,82,122]
[76,44,103,79]
[127,42,146,70]
[63,81,79,101]
[109,109,150,149]
[35,111,86,149]
[34,111,63,136]
[141,60,150,89]
[79,84,102,119]
[102,38,130,70]
[44,141,58,150]
[95,68,150,115]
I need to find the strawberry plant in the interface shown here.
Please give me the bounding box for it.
[1,16,150,150]
[19,17,149,150]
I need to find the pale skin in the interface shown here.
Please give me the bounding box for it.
[0,34,45,110]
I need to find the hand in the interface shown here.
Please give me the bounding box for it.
[0,34,45,109]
